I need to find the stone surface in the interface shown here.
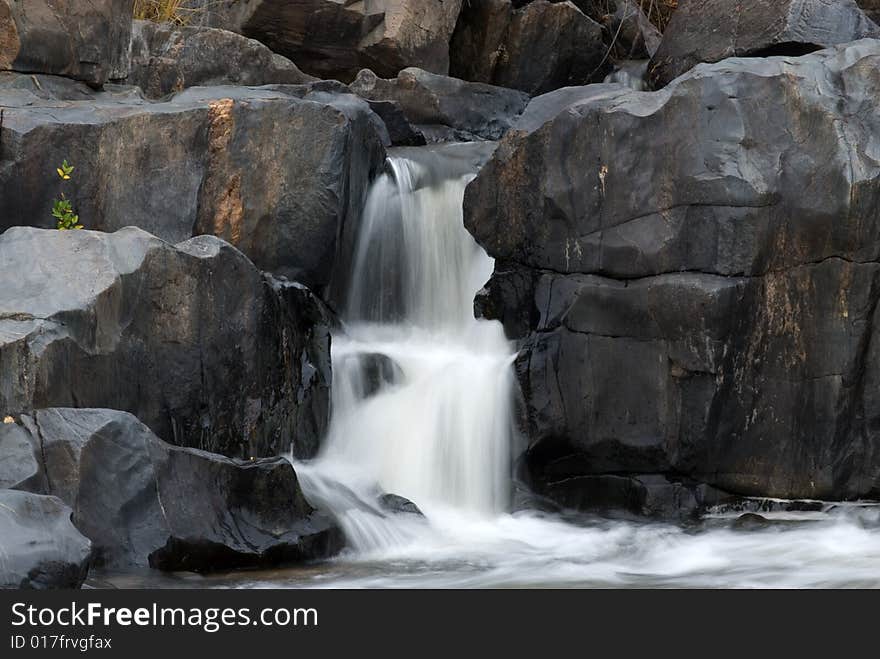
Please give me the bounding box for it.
[203,0,464,82]
[466,42,880,511]
[0,489,91,589]
[450,0,608,95]
[1,409,342,570]
[0,0,133,87]
[0,227,331,459]
[378,493,424,516]
[0,76,386,290]
[648,0,880,87]
[858,0,880,23]
[128,20,315,98]
[350,67,530,141]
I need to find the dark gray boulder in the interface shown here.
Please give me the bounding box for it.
[3,408,342,571]
[202,0,464,82]
[0,227,331,459]
[648,0,880,87]
[0,489,91,589]
[450,0,608,95]
[466,41,880,513]
[349,67,530,142]
[128,20,315,99]
[0,75,386,290]
[0,0,133,87]
[378,493,424,517]
[601,0,662,60]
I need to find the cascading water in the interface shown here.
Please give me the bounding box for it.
[274,143,880,589]
[295,143,517,551]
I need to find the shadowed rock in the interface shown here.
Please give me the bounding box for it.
[450,0,608,95]
[0,227,331,459]
[466,41,880,511]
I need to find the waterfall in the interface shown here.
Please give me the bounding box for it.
[295,144,517,552]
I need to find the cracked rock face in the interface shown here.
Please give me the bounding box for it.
[0,227,331,460]
[0,0,133,86]
[648,0,880,88]
[1,409,342,570]
[465,41,880,510]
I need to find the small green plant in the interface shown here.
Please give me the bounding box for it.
[52,159,83,230]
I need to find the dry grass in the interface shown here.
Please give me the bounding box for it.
[133,0,205,26]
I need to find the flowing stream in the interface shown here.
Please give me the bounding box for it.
[294,143,515,551]
[283,143,880,589]
[96,144,880,589]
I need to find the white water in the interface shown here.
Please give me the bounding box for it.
[295,146,516,552]
[282,145,880,589]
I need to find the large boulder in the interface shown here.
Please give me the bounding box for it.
[0,489,91,589]
[465,41,880,512]
[203,0,464,82]
[2,409,342,570]
[0,227,331,459]
[349,67,530,141]
[648,0,880,87]
[0,75,385,291]
[450,0,608,95]
[0,0,133,87]
[128,20,315,99]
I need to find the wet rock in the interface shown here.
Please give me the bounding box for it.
[0,227,331,459]
[732,513,771,531]
[0,0,133,87]
[2,408,343,570]
[0,77,385,290]
[648,0,880,87]
[465,42,880,510]
[379,493,424,517]
[350,67,530,141]
[128,20,315,99]
[450,0,607,95]
[0,489,91,589]
[203,0,464,82]
[362,354,405,398]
